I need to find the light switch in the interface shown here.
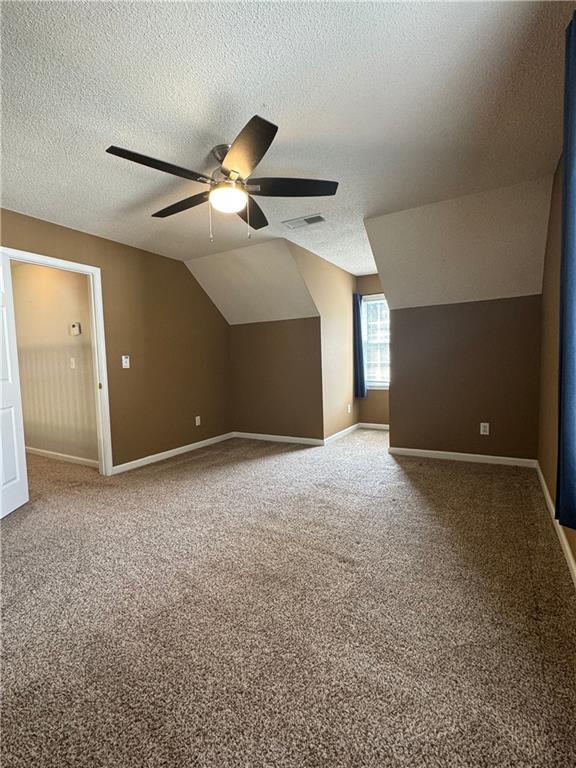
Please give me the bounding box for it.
[70,322,81,336]
[195,416,201,426]
[122,355,130,369]
[480,422,490,436]
[70,357,76,370]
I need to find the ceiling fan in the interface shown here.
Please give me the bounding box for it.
[106,115,338,231]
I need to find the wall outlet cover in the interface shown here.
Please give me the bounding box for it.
[195,416,201,426]
[480,422,490,435]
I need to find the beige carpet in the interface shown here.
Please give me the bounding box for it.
[1,431,575,767]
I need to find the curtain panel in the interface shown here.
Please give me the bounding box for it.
[353,293,367,399]
[557,12,576,529]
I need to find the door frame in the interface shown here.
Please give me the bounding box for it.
[1,246,113,476]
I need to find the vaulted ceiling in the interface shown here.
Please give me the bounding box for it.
[1,2,573,275]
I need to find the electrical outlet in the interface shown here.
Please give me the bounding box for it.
[480,422,490,436]
[195,416,201,426]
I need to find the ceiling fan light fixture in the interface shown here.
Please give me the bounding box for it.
[209,181,248,213]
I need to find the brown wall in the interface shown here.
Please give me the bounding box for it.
[356,274,382,296]
[390,296,541,458]
[291,244,358,437]
[230,318,324,439]
[357,389,390,426]
[355,272,389,425]
[538,162,576,557]
[1,209,231,465]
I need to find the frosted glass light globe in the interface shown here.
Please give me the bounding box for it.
[209,182,248,213]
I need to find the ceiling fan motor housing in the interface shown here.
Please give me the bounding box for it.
[211,144,232,165]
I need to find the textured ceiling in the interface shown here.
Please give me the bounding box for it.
[1,2,573,275]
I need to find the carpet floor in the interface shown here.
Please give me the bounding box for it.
[1,431,575,767]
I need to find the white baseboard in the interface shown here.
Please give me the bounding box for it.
[535,464,576,591]
[232,431,324,446]
[325,422,390,444]
[110,433,235,474]
[112,426,389,473]
[387,445,575,591]
[26,446,99,468]
[324,424,358,444]
[388,446,538,468]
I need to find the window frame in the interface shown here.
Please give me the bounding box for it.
[360,292,390,390]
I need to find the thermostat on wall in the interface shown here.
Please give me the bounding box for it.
[70,322,82,336]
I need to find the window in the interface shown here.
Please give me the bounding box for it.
[361,294,390,388]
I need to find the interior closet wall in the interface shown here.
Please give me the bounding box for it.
[11,261,98,461]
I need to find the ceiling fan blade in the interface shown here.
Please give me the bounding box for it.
[248,177,338,197]
[237,196,269,230]
[221,116,278,180]
[107,146,212,184]
[152,191,209,218]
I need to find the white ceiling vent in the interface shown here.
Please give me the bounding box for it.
[282,214,325,230]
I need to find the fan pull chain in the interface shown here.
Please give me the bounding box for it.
[247,198,251,239]
[208,199,214,243]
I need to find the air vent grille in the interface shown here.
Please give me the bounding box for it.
[282,214,326,230]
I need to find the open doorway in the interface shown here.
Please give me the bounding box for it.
[1,246,113,518]
[11,261,100,468]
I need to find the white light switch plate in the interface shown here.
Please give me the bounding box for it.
[480,422,490,436]
[195,416,201,426]
[122,355,130,369]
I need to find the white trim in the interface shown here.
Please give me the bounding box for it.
[110,433,236,474]
[324,423,390,443]
[26,447,99,469]
[387,445,575,591]
[3,246,113,476]
[535,464,576,591]
[324,424,358,444]
[232,431,324,446]
[362,292,386,304]
[110,431,325,473]
[367,384,389,390]
[111,426,392,473]
[388,446,538,468]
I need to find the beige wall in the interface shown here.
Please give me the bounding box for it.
[390,296,541,459]
[538,162,576,558]
[1,209,231,466]
[230,318,324,439]
[290,244,358,438]
[355,272,389,425]
[12,262,98,460]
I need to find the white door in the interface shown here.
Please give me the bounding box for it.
[1,252,28,517]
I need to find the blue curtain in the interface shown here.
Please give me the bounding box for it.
[353,293,367,399]
[557,13,576,529]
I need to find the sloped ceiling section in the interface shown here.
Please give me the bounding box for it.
[364,176,554,310]
[185,240,318,325]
